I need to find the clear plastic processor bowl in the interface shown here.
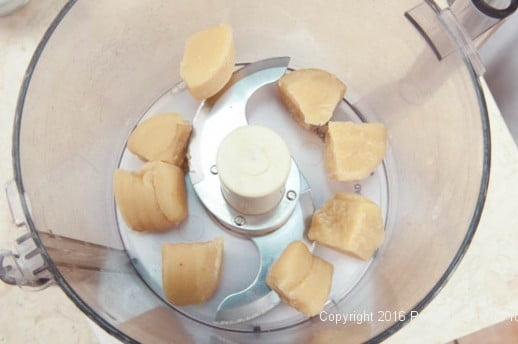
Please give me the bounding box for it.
[4,0,507,342]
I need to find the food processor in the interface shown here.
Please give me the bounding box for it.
[1,0,515,342]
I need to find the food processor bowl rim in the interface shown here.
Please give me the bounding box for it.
[10,1,491,343]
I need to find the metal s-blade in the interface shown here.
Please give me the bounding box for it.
[215,180,314,324]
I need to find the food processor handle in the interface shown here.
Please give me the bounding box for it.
[407,0,516,72]
[448,0,517,41]
[470,0,517,19]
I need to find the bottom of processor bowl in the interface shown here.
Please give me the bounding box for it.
[115,68,390,332]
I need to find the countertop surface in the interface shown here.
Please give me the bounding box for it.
[0,1,517,343]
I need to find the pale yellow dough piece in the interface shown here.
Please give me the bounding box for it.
[162,238,223,306]
[127,113,192,167]
[308,193,384,260]
[142,161,188,226]
[278,68,346,129]
[266,241,333,316]
[113,161,187,231]
[287,256,333,316]
[113,169,170,231]
[266,241,313,294]
[180,24,235,100]
[325,121,387,181]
